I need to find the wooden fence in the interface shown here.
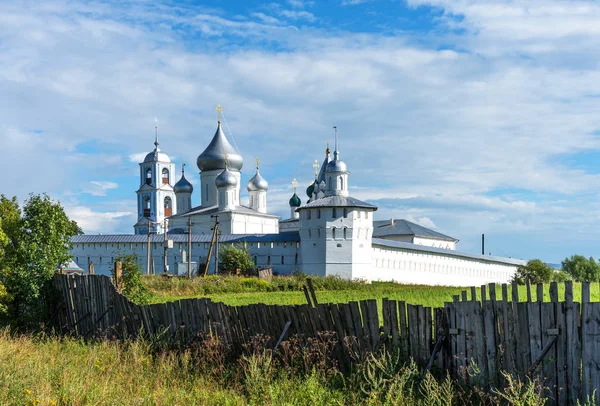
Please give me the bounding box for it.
[53,274,600,405]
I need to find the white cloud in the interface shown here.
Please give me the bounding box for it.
[278,10,316,21]
[342,0,371,5]
[288,0,315,8]
[64,205,135,234]
[129,153,147,163]
[406,216,437,229]
[82,181,119,196]
[3,0,600,261]
[250,12,281,25]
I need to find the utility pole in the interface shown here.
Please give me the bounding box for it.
[187,216,192,278]
[163,219,168,275]
[214,215,220,275]
[203,215,219,277]
[215,230,220,275]
[482,234,485,256]
[146,222,152,275]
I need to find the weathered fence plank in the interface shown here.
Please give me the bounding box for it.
[54,275,595,405]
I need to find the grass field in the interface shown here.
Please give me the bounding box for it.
[0,329,546,406]
[142,275,600,308]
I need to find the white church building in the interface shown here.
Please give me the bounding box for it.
[70,110,526,286]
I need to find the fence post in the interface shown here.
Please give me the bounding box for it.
[114,261,123,292]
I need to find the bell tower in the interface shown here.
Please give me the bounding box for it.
[134,119,176,235]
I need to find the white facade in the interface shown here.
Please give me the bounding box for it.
[71,117,527,287]
[363,240,521,286]
[70,235,300,276]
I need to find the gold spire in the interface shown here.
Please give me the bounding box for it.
[181,160,186,174]
[216,104,223,123]
[292,178,298,193]
[224,152,229,168]
[255,157,260,170]
[325,141,330,155]
[313,159,319,177]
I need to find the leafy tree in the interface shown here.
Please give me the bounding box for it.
[512,259,554,284]
[561,255,600,282]
[113,253,151,305]
[0,194,81,319]
[219,244,255,275]
[552,269,572,282]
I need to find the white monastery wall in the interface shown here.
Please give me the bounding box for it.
[357,243,524,286]
[71,239,300,277]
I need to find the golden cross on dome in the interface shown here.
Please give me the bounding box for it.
[224,152,229,167]
[181,161,186,173]
[255,157,260,170]
[325,141,330,154]
[313,160,319,176]
[292,178,298,193]
[216,104,223,122]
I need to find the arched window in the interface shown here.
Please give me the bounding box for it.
[332,227,337,240]
[307,210,311,220]
[333,208,337,218]
[308,229,312,239]
[281,255,284,265]
[295,253,298,265]
[250,195,254,206]
[267,255,271,266]
[162,168,169,184]
[254,255,257,265]
[164,196,172,216]
[340,176,344,191]
[144,196,151,217]
[317,209,321,219]
[146,168,152,185]
[328,176,332,190]
[343,227,348,240]
[343,208,348,218]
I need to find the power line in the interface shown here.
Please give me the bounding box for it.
[220,112,241,154]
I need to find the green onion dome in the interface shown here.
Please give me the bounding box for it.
[289,192,301,207]
[306,180,317,198]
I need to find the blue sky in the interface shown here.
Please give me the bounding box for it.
[3,0,600,263]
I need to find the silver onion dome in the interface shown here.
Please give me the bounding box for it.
[247,169,268,192]
[174,171,193,194]
[197,122,243,172]
[215,167,238,188]
[144,146,171,163]
[326,159,347,173]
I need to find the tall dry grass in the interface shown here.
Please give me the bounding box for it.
[0,330,242,405]
[0,328,551,406]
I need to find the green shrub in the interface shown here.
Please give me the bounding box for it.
[512,260,554,284]
[114,254,151,305]
[562,255,600,282]
[552,269,572,282]
[219,244,254,275]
